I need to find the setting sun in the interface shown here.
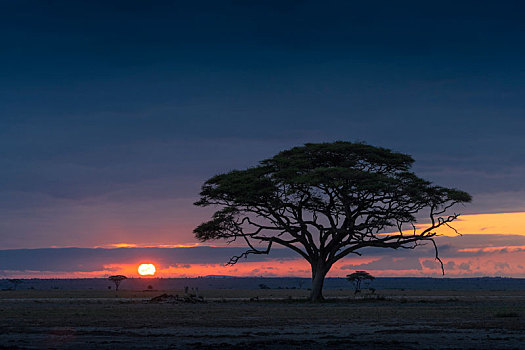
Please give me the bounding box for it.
[138,263,156,276]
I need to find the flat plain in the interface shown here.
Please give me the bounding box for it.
[1,289,524,349]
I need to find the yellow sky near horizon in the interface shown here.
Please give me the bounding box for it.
[429,211,525,237]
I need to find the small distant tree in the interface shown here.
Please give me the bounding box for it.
[347,271,375,294]
[297,279,305,289]
[108,275,127,291]
[258,283,270,290]
[8,279,22,291]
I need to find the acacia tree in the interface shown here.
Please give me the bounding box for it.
[346,271,375,294]
[194,142,471,301]
[108,275,127,291]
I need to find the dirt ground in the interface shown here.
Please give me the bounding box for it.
[0,289,524,349]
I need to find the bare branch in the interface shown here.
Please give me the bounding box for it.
[227,241,273,265]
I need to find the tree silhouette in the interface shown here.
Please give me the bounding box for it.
[108,275,127,291]
[8,279,22,291]
[347,271,375,294]
[194,142,471,301]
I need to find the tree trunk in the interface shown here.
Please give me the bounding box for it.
[309,262,329,302]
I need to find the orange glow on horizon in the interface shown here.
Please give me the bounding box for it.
[4,248,525,279]
[93,242,207,249]
[111,243,138,248]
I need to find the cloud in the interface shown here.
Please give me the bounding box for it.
[422,260,471,272]
[494,262,510,270]
[432,235,525,258]
[458,262,471,271]
[0,247,298,273]
[445,261,456,270]
[342,234,525,262]
[422,259,441,269]
[168,264,191,269]
[340,256,422,271]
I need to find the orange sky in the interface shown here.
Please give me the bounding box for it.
[9,249,523,279]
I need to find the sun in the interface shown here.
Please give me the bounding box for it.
[138,263,156,276]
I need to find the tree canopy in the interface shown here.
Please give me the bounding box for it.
[194,141,471,301]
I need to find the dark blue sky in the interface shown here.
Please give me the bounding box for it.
[1,1,524,249]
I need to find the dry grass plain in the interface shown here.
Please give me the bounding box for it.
[1,289,524,349]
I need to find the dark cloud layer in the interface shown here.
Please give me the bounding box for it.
[1,1,524,248]
[341,256,423,271]
[0,247,298,273]
[1,233,523,274]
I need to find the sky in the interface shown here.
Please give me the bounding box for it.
[1,0,524,278]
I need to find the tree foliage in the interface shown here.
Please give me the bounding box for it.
[194,142,471,301]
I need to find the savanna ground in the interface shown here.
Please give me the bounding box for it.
[1,289,524,349]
